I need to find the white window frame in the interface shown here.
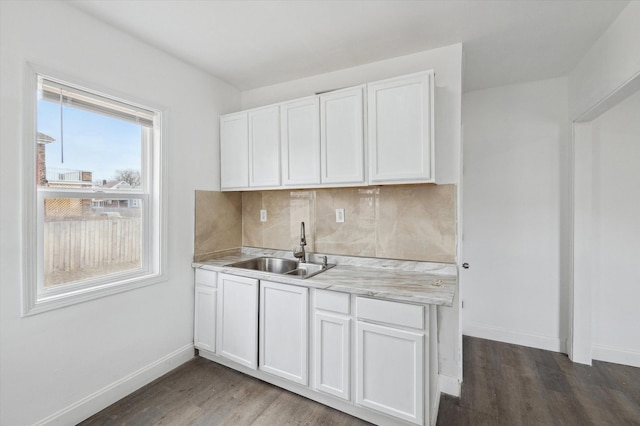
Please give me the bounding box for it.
[22,65,167,316]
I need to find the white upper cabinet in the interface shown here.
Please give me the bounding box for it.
[281,97,321,186]
[320,86,365,185]
[221,106,280,191]
[219,70,438,190]
[367,71,434,184]
[220,112,249,190]
[248,106,281,188]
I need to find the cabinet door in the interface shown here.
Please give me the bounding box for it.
[220,112,249,190]
[314,311,350,400]
[356,321,424,425]
[259,281,308,384]
[249,106,280,187]
[367,71,434,184]
[216,274,258,369]
[194,285,216,353]
[320,86,365,185]
[281,97,321,186]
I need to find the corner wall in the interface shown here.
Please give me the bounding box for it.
[588,90,640,367]
[194,191,243,260]
[461,77,571,352]
[0,1,239,425]
[568,1,640,366]
[568,1,640,120]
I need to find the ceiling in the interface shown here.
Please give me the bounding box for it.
[67,0,629,92]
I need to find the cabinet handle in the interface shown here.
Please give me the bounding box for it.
[462,263,469,269]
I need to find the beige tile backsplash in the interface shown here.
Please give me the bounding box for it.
[194,190,242,260]
[375,185,456,263]
[195,184,456,263]
[195,185,456,262]
[315,187,378,257]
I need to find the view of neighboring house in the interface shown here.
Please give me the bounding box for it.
[36,131,55,186]
[92,180,141,211]
[37,133,140,217]
[37,131,94,218]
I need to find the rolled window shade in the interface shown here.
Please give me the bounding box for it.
[38,77,155,128]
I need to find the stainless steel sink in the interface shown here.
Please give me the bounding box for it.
[226,257,298,274]
[225,256,334,279]
[285,262,327,278]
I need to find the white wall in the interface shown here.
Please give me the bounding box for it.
[462,77,571,352]
[0,1,239,425]
[241,44,463,390]
[590,90,640,367]
[569,1,640,121]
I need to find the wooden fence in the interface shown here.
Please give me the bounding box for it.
[44,217,141,273]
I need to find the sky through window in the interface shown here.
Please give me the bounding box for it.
[37,99,142,183]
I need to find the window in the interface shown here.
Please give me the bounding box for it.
[23,69,165,315]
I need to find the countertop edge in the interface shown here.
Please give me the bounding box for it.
[192,250,457,307]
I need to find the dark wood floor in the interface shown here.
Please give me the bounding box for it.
[437,336,640,426]
[80,356,371,426]
[81,337,640,425]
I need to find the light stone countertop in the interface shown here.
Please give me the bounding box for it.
[192,248,457,307]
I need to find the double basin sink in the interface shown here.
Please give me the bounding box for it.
[225,256,334,279]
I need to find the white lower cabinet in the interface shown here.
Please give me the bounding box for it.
[259,281,309,384]
[355,296,427,425]
[314,311,351,400]
[356,321,425,425]
[216,274,259,369]
[313,289,351,400]
[194,269,217,353]
[194,286,217,352]
[195,273,438,426]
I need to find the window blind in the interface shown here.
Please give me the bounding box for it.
[38,77,155,128]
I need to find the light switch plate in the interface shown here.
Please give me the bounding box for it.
[336,208,345,223]
[260,209,267,222]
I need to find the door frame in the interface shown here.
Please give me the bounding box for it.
[568,71,640,364]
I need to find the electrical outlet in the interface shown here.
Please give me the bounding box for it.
[336,208,345,223]
[260,209,267,222]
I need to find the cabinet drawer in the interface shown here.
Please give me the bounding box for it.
[195,269,217,288]
[315,289,350,315]
[356,297,424,330]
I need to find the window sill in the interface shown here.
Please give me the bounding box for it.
[22,272,166,317]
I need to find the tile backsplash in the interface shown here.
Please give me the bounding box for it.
[194,190,242,260]
[243,184,456,263]
[195,184,456,263]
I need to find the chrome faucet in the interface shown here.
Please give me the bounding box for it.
[293,221,307,263]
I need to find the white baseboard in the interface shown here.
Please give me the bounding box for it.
[592,345,640,368]
[438,374,461,397]
[34,344,195,426]
[464,323,566,353]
